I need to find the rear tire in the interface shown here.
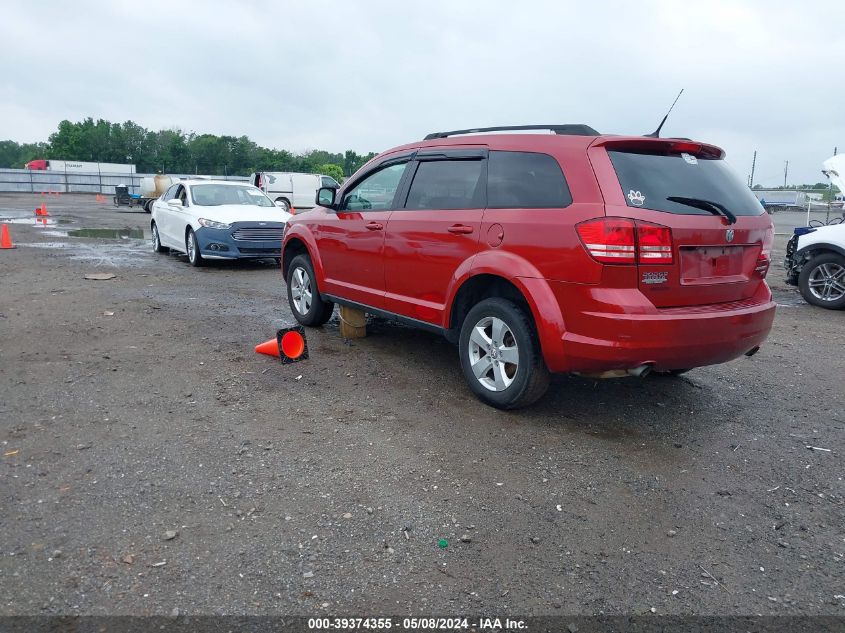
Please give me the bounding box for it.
[186,228,203,267]
[458,298,549,409]
[798,253,845,309]
[287,254,333,326]
[151,222,167,253]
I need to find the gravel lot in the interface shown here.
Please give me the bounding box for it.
[1,193,843,618]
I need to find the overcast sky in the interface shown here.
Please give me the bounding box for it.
[1,1,842,186]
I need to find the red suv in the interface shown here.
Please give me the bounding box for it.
[281,125,776,408]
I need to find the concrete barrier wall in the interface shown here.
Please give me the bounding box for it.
[0,169,248,195]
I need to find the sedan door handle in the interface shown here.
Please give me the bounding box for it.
[447,224,473,235]
[365,221,383,231]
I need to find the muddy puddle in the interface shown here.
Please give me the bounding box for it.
[0,216,71,226]
[67,228,148,239]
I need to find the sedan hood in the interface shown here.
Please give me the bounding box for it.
[195,204,291,225]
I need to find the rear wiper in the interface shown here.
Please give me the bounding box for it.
[666,196,737,225]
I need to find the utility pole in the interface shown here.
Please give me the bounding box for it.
[783,160,788,188]
[749,151,757,189]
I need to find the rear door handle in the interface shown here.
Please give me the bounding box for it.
[365,221,383,231]
[447,224,473,235]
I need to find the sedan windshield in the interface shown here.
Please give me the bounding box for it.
[190,184,274,207]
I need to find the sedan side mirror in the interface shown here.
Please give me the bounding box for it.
[168,199,184,208]
[316,186,336,209]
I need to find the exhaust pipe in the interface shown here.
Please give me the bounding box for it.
[627,363,653,378]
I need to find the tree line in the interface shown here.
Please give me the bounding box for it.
[0,118,378,182]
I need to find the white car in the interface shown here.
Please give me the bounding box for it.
[150,180,291,267]
[784,222,845,309]
[249,172,340,212]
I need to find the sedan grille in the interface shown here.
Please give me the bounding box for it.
[231,227,284,242]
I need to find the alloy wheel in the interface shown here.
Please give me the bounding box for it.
[186,232,196,263]
[467,316,519,392]
[290,267,313,315]
[808,262,845,302]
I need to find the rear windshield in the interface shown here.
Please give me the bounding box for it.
[608,151,764,217]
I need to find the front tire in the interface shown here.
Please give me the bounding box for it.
[287,254,333,326]
[151,222,167,253]
[186,228,203,267]
[458,298,549,409]
[798,253,845,309]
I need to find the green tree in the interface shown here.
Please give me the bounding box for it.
[4,117,377,177]
[314,163,344,183]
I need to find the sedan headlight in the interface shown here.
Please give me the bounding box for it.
[198,218,231,230]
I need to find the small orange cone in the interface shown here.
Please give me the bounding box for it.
[0,223,15,249]
[35,204,49,216]
[255,338,280,357]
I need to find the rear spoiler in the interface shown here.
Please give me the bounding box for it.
[590,136,725,159]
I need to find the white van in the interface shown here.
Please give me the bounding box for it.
[249,172,341,212]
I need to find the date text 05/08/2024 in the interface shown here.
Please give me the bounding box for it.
[307,617,528,630]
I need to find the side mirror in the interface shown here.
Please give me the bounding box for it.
[168,198,184,208]
[316,186,336,209]
[274,200,287,208]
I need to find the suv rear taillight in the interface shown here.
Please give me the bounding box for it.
[755,226,773,278]
[575,218,636,264]
[576,218,673,265]
[637,223,673,264]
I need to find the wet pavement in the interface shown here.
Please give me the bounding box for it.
[1,193,843,619]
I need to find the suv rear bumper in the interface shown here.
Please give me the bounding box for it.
[545,284,776,373]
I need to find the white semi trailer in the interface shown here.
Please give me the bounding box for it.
[25,159,136,174]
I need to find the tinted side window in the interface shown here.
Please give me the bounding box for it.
[405,160,484,210]
[487,151,571,209]
[163,184,178,201]
[341,162,407,211]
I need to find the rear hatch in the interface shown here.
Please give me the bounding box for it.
[594,139,773,308]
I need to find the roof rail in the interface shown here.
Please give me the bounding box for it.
[424,124,600,140]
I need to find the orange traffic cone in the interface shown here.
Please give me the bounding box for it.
[1,223,14,249]
[35,204,48,216]
[255,338,280,357]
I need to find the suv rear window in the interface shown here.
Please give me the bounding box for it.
[488,151,571,208]
[608,151,764,217]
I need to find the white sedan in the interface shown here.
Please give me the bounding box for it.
[150,180,291,267]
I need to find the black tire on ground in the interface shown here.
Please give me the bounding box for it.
[458,297,550,409]
[286,254,333,326]
[186,228,203,267]
[798,253,845,310]
[151,222,168,253]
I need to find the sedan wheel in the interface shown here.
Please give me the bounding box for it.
[151,222,167,253]
[799,253,845,309]
[186,229,203,267]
